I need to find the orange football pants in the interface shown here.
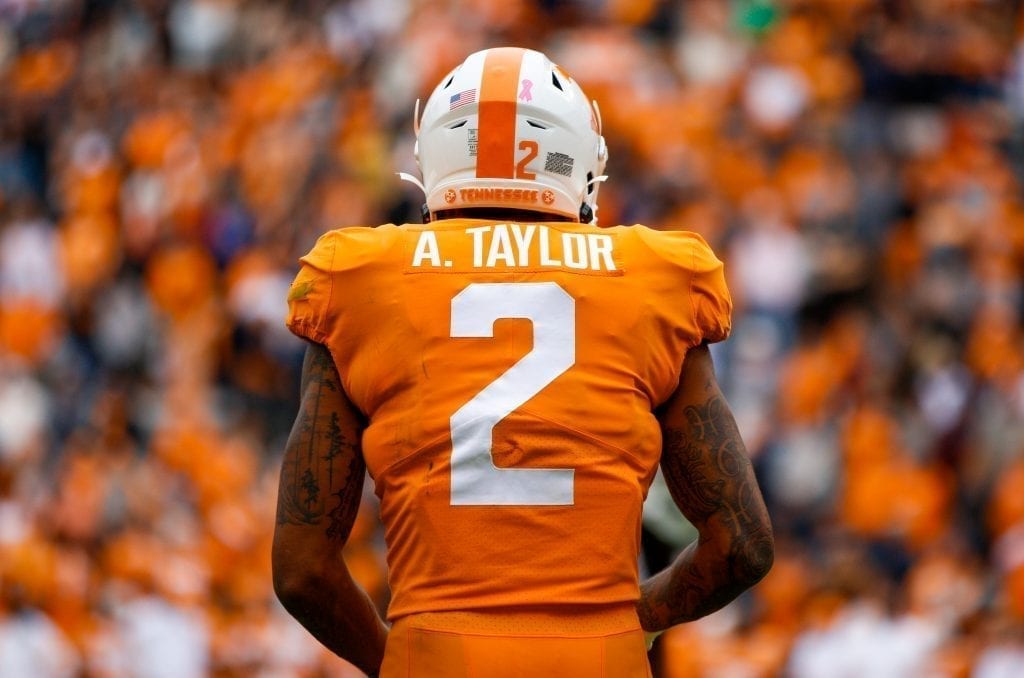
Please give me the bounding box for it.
[379,604,652,678]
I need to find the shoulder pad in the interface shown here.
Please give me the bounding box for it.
[631,226,722,274]
[299,225,400,273]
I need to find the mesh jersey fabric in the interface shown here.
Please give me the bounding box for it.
[285,218,732,621]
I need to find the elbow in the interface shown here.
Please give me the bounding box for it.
[272,549,328,611]
[274,568,332,615]
[732,526,774,587]
[273,567,316,610]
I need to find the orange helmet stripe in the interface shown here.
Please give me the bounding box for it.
[476,47,526,179]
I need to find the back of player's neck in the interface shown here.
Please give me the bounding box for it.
[430,208,577,224]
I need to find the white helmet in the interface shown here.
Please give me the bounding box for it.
[403,47,608,223]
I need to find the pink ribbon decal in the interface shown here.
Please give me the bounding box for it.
[519,79,533,102]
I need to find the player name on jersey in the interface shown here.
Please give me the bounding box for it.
[410,223,618,272]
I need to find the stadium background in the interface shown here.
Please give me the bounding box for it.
[1,0,1023,675]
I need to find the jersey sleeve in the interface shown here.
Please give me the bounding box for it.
[689,235,732,344]
[285,231,338,345]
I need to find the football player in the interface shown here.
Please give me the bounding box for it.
[272,46,773,677]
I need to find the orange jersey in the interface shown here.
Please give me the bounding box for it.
[285,219,731,621]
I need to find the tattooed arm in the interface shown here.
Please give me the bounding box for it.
[637,344,774,632]
[272,342,388,676]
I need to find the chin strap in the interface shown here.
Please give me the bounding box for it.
[396,172,430,223]
[397,172,426,194]
[582,174,609,224]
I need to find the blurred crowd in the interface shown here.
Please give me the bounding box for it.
[1,0,1023,675]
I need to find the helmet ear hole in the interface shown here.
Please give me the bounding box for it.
[551,71,563,91]
[586,172,594,195]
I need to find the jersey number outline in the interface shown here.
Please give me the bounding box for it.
[449,282,575,506]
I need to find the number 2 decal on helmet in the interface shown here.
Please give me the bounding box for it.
[516,140,538,180]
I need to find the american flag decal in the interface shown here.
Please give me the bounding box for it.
[449,89,477,110]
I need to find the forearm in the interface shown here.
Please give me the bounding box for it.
[644,344,774,631]
[277,563,388,675]
[638,499,774,631]
[637,532,767,630]
[274,344,386,674]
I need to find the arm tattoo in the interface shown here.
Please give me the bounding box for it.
[277,344,366,543]
[639,388,773,629]
[665,396,772,580]
[326,450,366,542]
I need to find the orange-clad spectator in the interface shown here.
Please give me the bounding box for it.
[775,143,855,223]
[59,132,122,216]
[228,44,338,128]
[842,404,901,471]
[145,242,218,322]
[101,529,164,592]
[189,434,259,509]
[905,546,985,629]
[989,457,1024,540]
[993,520,1024,621]
[883,218,926,290]
[334,89,393,201]
[59,212,121,301]
[777,341,841,425]
[660,196,727,244]
[0,303,63,365]
[1005,563,1024,620]
[844,397,956,540]
[841,406,953,549]
[9,41,76,98]
[710,141,770,207]
[49,445,109,543]
[966,303,1024,387]
[122,110,194,171]
[606,0,658,26]
[152,423,222,483]
[45,544,93,650]
[238,116,316,228]
[804,50,861,109]
[763,13,862,109]
[0,207,66,365]
[757,549,815,631]
[1,537,59,611]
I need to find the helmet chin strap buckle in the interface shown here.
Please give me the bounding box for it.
[421,203,431,223]
[579,203,593,223]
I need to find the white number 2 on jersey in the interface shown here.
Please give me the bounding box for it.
[449,282,575,506]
